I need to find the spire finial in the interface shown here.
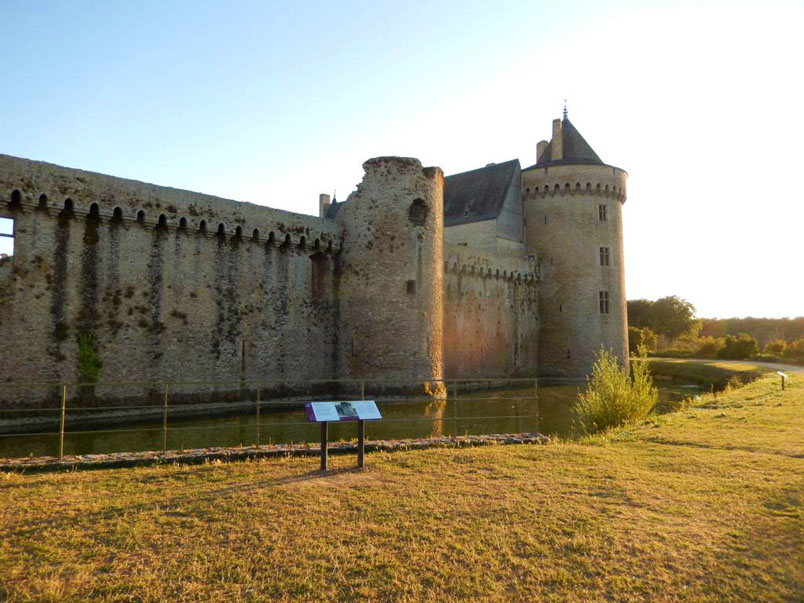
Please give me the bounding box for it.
[563,99,568,120]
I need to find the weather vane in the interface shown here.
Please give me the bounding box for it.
[563,99,568,119]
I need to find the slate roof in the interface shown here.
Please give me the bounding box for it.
[443,159,520,227]
[525,117,603,170]
[324,198,342,219]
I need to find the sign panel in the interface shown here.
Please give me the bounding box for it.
[352,400,382,420]
[304,400,382,422]
[305,402,340,423]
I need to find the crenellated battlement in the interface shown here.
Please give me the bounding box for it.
[0,154,343,251]
[443,244,539,284]
[521,181,626,203]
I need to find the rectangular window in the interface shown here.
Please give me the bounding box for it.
[599,291,610,314]
[599,246,610,266]
[598,204,608,221]
[0,216,13,260]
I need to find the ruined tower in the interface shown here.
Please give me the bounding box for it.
[335,157,444,385]
[522,112,628,379]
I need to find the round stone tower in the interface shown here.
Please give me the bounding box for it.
[336,156,444,386]
[522,113,628,380]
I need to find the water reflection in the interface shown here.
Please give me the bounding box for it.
[0,383,699,459]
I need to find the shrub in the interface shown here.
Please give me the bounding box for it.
[628,326,657,354]
[717,333,759,360]
[573,348,658,434]
[696,336,724,358]
[785,339,804,359]
[763,339,787,355]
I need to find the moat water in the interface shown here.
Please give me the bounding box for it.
[0,383,701,459]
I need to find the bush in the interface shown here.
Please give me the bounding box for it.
[785,339,804,359]
[573,348,658,434]
[717,333,759,360]
[628,326,657,354]
[764,339,787,355]
[696,336,724,358]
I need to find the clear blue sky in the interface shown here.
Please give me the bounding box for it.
[1,0,802,318]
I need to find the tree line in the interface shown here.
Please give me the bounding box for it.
[627,296,804,362]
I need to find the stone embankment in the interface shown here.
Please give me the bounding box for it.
[0,432,549,473]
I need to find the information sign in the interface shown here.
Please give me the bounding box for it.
[305,402,340,423]
[304,401,382,422]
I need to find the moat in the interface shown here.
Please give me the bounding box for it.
[0,383,700,458]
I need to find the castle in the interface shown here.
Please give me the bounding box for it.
[0,113,628,406]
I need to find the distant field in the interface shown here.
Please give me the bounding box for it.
[1,372,802,601]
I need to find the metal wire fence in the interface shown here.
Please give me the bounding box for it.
[0,377,544,460]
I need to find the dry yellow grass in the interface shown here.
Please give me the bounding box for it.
[1,374,802,601]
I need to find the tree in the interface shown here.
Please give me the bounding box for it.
[763,339,787,356]
[717,333,759,360]
[627,296,700,340]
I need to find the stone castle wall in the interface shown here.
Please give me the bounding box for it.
[336,157,444,386]
[443,245,539,379]
[0,154,342,407]
[522,163,628,379]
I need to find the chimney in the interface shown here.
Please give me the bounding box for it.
[536,140,548,163]
[550,119,563,161]
[319,193,331,218]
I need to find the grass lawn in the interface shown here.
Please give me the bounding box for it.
[1,374,802,601]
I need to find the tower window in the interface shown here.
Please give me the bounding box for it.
[598,204,608,221]
[599,291,610,314]
[599,247,610,266]
[0,216,14,261]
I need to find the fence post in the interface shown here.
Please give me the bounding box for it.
[58,385,67,459]
[534,378,539,434]
[255,384,261,446]
[453,380,459,437]
[162,383,169,452]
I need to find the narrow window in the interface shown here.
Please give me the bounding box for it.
[89,203,101,222]
[179,217,188,230]
[299,235,306,250]
[598,204,608,221]
[199,220,207,234]
[599,291,610,314]
[235,226,243,240]
[252,228,259,241]
[112,207,123,222]
[0,216,14,262]
[408,198,429,226]
[8,190,22,209]
[216,223,225,239]
[62,198,75,218]
[37,194,49,212]
[599,246,610,266]
[136,210,145,224]
[406,279,416,294]
[267,231,275,245]
[544,215,547,225]
[156,214,168,231]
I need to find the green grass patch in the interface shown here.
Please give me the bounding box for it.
[641,358,768,391]
[0,375,801,601]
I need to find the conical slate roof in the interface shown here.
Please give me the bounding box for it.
[533,117,603,167]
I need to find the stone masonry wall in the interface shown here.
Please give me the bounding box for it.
[522,163,628,380]
[336,157,444,387]
[0,154,342,407]
[443,244,539,378]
